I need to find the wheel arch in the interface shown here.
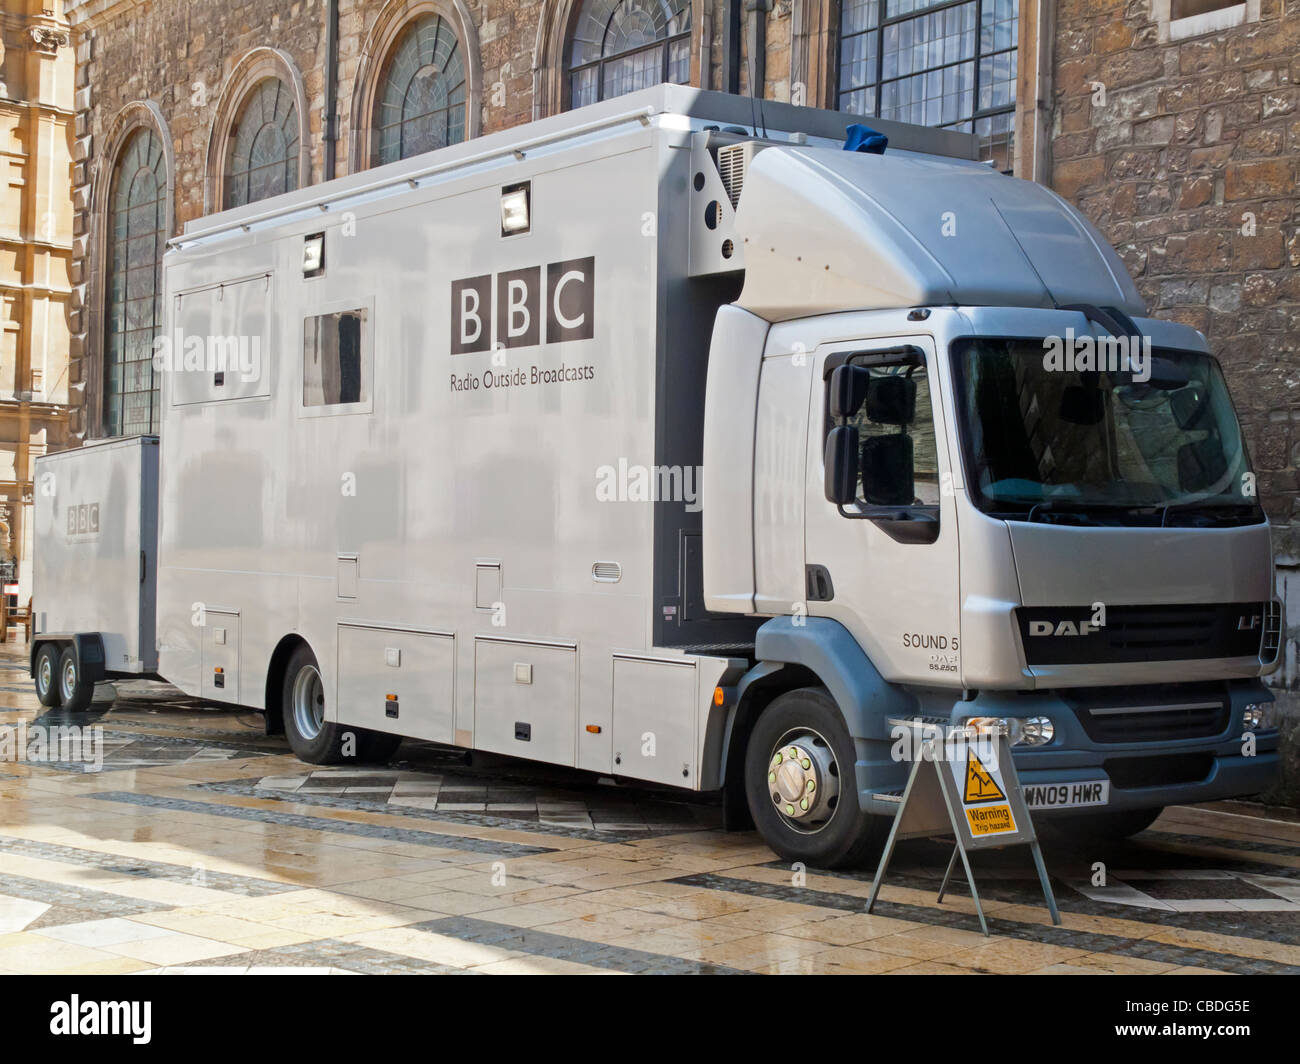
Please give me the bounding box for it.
[719,616,917,824]
[30,633,107,683]
[718,660,819,829]
[263,633,313,736]
[751,616,916,740]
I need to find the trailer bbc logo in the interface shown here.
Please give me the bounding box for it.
[66,502,100,539]
[450,256,594,353]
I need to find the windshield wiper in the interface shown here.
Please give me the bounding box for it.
[1159,500,1262,527]
[1024,500,1124,525]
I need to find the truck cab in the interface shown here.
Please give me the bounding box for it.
[702,136,1281,867]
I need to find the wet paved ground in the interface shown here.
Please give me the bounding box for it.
[1,646,1299,974]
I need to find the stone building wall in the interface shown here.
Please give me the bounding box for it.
[1048,0,1300,693]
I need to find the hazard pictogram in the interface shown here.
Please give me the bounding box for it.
[963,751,1006,804]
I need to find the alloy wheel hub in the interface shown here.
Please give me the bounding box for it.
[768,734,839,826]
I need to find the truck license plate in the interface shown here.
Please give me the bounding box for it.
[1023,780,1109,809]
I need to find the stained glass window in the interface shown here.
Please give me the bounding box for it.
[372,15,467,165]
[224,78,300,209]
[568,0,691,109]
[104,127,166,437]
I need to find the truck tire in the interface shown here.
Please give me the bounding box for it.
[57,646,95,713]
[34,644,62,707]
[1053,806,1163,842]
[282,645,404,765]
[745,687,885,869]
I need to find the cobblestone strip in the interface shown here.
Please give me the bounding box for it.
[410,915,751,975]
[0,834,293,896]
[669,873,1300,975]
[797,856,1300,945]
[90,791,556,857]
[0,871,174,927]
[1142,829,1300,862]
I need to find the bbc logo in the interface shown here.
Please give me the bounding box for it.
[66,502,99,537]
[451,256,595,354]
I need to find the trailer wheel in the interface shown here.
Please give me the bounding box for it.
[34,644,61,707]
[744,687,884,869]
[56,646,95,713]
[1052,806,1163,841]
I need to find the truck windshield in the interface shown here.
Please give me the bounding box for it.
[950,337,1263,526]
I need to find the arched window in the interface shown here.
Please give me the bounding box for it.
[372,13,467,165]
[567,0,691,109]
[224,78,301,209]
[104,127,166,437]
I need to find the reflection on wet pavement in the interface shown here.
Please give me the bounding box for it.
[0,650,1298,974]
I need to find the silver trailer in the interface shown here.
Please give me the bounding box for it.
[32,435,159,710]
[32,86,1283,866]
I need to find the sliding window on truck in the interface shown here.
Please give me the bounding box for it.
[823,346,941,544]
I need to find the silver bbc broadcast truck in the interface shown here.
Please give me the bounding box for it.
[31,85,1282,866]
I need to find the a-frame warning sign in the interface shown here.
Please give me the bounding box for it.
[866,727,1060,936]
[963,751,1006,803]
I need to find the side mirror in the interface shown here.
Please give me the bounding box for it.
[824,425,859,504]
[828,365,871,419]
[861,434,915,505]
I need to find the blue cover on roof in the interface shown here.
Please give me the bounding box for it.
[844,124,888,154]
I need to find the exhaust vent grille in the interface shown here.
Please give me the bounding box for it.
[592,561,622,583]
[717,143,755,208]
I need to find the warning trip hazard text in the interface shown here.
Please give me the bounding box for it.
[966,803,1016,836]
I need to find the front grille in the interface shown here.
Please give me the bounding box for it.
[1018,602,1266,666]
[1066,683,1229,743]
[1104,752,1214,789]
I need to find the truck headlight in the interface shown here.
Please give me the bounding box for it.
[1242,703,1277,731]
[962,715,1055,746]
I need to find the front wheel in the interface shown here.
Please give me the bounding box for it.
[744,687,885,868]
[34,644,61,707]
[57,646,95,713]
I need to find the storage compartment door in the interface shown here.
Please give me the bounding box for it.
[200,611,240,701]
[612,656,699,787]
[474,638,576,766]
[336,625,455,743]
